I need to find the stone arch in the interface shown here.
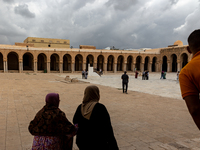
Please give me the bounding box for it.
[8,52,19,71]
[107,55,114,71]
[180,53,188,69]
[117,55,124,71]
[97,55,104,71]
[0,52,3,71]
[162,56,167,71]
[50,53,60,71]
[127,55,133,71]
[63,54,71,71]
[23,52,34,71]
[38,53,47,71]
[136,56,142,71]
[152,57,157,72]
[86,54,94,71]
[171,54,177,72]
[75,54,83,71]
[144,56,150,71]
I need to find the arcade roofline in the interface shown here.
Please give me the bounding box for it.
[0,44,188,55]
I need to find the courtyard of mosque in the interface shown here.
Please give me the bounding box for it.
[0,72,200,150]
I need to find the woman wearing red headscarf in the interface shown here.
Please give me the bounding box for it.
[73,85,119,150]
[29,93,76,150]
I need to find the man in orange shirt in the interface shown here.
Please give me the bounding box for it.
[179,29,200,130]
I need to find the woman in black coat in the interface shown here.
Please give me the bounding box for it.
[73,85,119,150]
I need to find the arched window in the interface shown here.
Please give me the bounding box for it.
[107,55,114,71]
[23,52,34,70]
[0,53,3,70]
[50,54,59,71]
[127,56,133,71]
[97,55,104,71]
[162,56,167,71]
[75,54,83,71]
[86,54,94,71]
[117,55,123,71]
[171,54,177,72]
[136,56,141,71]
[8,52,19,70]
[38,53,47,71]
[63,54,72,71]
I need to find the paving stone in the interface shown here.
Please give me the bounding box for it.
[1,73,200,149]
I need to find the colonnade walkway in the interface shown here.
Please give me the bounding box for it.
[0,73,200,149]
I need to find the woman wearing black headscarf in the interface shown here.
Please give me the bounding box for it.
[73,85,119,150]
[29,93,76,150]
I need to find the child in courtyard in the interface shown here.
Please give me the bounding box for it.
[179,29,200,130]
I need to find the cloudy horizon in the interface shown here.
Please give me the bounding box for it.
[0,0,200,49]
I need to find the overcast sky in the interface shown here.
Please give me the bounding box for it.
[0,0,200,49]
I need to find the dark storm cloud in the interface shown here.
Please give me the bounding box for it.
[14,4,35,18]
[105,0,138,11]
[3,0,15,3]
[0,0,199,49]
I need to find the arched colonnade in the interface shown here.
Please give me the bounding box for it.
[0,49,190,73]
[161,52,189,72]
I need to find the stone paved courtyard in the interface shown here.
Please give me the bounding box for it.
[0,73,200,150]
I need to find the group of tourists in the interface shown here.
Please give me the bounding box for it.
[82,70,88,79]
[29,86,119,150]
[142,70,149,80]
[134,70,149,80]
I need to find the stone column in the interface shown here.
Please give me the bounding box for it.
[156,63,159,72]
[83,63,86,71]
[177,60,181,71]
[167,62,170,72]
[103,63,107,74]
[114,63,117,73]
[4,61,8,73]
[19,61,23,73]
[140,63,144,72]
[34,61,37,73]
[149,63,152,72]
[93,63,97,71]
[47,62,50,73]
[124,63,127,71]
[131,62,134,72]
[133,63,136,71]
[60,63,63,73]
[71,63,75,73]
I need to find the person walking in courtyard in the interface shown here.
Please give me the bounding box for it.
[121,71,129,93]
[163,71,166,79]
[82,70,85,79]
[73,85,119,150]
[160,71,164,79]
[84,69,88,79]
[29,93,77,150]
[142,71,145,80]
[179,29,200,130]
[99,68,103,76]
[135,70,139,78]
[146,70,149,80]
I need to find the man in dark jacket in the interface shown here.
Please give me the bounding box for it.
[121,71,129,94]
